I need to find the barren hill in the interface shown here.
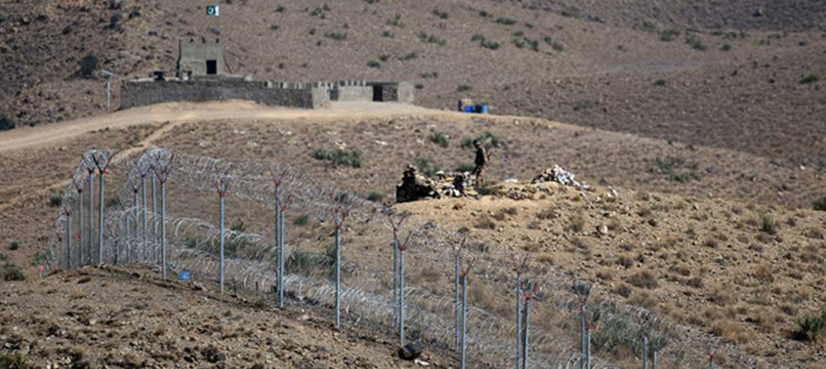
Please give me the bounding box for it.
[2,0,825,170]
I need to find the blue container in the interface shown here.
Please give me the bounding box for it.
[463,106,475,113]
[479,104,490,114]
[178,271,190,281]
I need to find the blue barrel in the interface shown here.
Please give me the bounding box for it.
[178,271,190,281]
[463,106,475,113]
[480,104,490,114]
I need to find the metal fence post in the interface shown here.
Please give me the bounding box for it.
[522,297,530,369]
[141,174,147,262]
[580,303,587,369]
[399,248,406,347]
[643,334,649,369]
[279,209,285,308]
[73,179,84,267]
[130,187,138,264]
[335,222,341,327]
[160,177,167,280]
[151,169,157,263]
[88,168,95,265]
[461,273,468,369]
[393,230,399,330]
[219,191,226,293]
[455,253,460,352]
[64,211,72,269]
[516,274,522,369]
[98,168,104,264]
[587,328,592,369]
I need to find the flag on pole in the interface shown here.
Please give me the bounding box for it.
[206,5,220,17]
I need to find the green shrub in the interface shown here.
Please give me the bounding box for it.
[414,83,424,90]
[659,29,680,42]
[1,260,25,281]
[685,35,708,51]
[415,158,440,177]
[49,195,62,208]
[293,214,309,226]
[648,156,701,183]
[654,79,666,86]
[495,17,516,25]
[813,197,826,211]
[287,245,348,279]
[721,43,732,51]
[560,6,580,18]
[381,31,394,38]
[387,14,403,28]
[0,351,29,368]
[79,53,99,78]
[418,32,446,46]
[793,310,826,342]
[460,132,500,148]
[230,221,246,233]
[378,54,391,62]
[800,74,821,84]
[311,148,362,168]
[0,116,13,131]
[455,163,475,172]
[366,191,384,202]
[9,242,19,251]
[324,32,347,41]
[308,27,317,35]
[457,84,472,92]
[429,132,449,148]
[367,60,381,68]
[275,5,285,12]
[432,9,449,19]
[398,52,418,61]
[543,37,564,51]
[758,211,777,235]
[478,10,489,18]
[592,314,642,357]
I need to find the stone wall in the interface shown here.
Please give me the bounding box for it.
[120,79,329,110]
[367,82,415,104]
[332,86,373,102]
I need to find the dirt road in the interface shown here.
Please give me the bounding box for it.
[0,101,445,153]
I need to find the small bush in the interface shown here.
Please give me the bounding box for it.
[398,52,418,61]
[800,74,821,84]
[432,9,449,19]
[1,260,25,281]
[9,242,19,251]
[627,271,659,289]
[415,158,440,177]
[414,83,424,90]
[311,148,362,168]
[659,29,680,42]
[648,156,701,183]
[0,351,29,368]
[793,310,826,342]
[813,197,826,211]
[418,32,446,46]
[275,5,285,12]
[685,35,708,51]
[49,195,62,207]
[79,53,99,78]
[460,131,500,148]
[429,132,449,148]
[269,24,280,31]
[543,37,565,52]
[324,32,347,41]
[457,84,472,92]
[721,43,732,51]
[0,116,14,131]
[387,14,403,28]
[654,79,666,86]
[592,314,642,357]
[560,6,580,18]
[455,163,475,172]
[367,60,381,68]
[287,245,347,279]
[366,191,383,202]
[758,211,777,235]
[292,214,309,226]
[378,54,391,62]
[381,31,394,38]
[495,17,516,25]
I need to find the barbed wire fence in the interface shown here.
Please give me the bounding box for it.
[41,147,763,369]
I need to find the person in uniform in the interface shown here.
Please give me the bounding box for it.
[472,139,492,188]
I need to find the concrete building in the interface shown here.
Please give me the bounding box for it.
[178,37,226,77]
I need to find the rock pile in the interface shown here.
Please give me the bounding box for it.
[396,165,480,203]
[531,165,589,189]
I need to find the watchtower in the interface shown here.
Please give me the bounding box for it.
[177,37,226,77]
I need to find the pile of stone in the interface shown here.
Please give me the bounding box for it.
[396,166,478,203]
[531,165,589,189]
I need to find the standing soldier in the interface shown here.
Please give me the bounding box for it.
[472,139,492,188]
